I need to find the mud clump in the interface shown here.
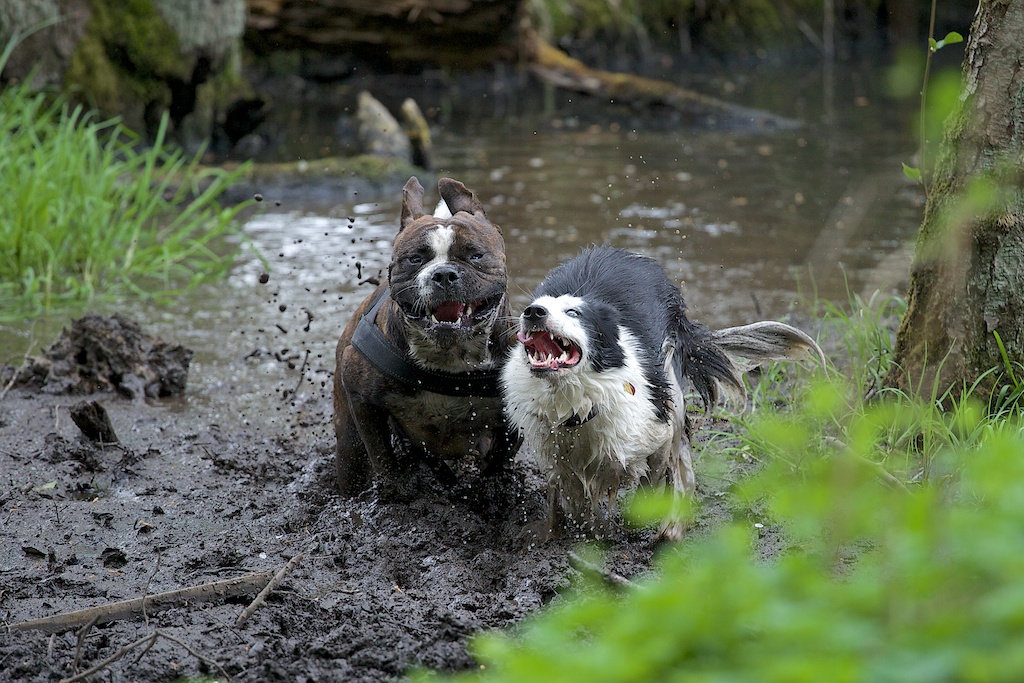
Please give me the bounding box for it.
[2,313,192,400]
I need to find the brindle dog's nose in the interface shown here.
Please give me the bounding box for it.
[523,304,548,322]
[431,265,460,287]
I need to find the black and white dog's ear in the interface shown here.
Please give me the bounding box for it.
[438,177,487,219]
[711,322,826,372]
[400,176,426,231]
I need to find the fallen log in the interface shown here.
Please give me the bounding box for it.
[524,30,802,129]
[242,1,799,128]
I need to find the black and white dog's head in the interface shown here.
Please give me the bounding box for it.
[388,177,508,367]
[503,247,681,431]
[516,295,625,375]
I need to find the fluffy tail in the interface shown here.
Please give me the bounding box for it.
[676,319,826,409]
[676,318,746,410]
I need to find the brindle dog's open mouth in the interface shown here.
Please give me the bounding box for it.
[404,296,500,331]
[518,330,582,371]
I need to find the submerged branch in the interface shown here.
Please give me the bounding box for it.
[525,31,802,130]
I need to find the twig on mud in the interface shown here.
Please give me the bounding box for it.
[59,628,231,683]
[72,616,99,672]
[152,629,232,681]
[285,350,310,401]
[60,631,157,683]
[567,551,639,590]
[142,551,163,628]
[8,570,277,634]
[234,552,305,629]
[0,340,35,402]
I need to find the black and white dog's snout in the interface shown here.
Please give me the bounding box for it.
[522,304,547,324]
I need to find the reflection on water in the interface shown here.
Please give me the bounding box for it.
[0,62,923,416]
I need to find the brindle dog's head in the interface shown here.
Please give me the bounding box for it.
[388,177,508,365]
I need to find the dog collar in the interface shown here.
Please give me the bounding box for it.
[351,288,503,398]
[561,406,598,428]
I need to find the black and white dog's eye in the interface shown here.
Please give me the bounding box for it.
[468,253,485,262]
[406,254,424,265]
[566,308,581,318]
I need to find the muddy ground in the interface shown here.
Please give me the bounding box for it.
[0,314,778,683]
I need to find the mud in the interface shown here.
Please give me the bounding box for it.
[0,316,770,682]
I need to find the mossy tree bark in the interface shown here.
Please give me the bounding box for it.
[887,0,1024,401]
[1,0,248,145]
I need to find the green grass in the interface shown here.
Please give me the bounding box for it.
[413,291,1024,683]
[0,67,252,320]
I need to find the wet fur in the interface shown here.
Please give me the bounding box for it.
[501,246,825,540]
[333,177,520,497]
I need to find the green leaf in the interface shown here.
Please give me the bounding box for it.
[933,31,964,51]
[902,163,922,181]
[32,480,57,492]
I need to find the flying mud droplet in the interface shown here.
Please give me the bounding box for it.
[259,273,270,284]
[254,193,264,202]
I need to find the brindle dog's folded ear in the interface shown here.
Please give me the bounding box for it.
[400,176,426,230]
[438,177,487,219]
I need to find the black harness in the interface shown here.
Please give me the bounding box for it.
[350,289,503,398]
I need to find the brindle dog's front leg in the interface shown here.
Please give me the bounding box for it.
[481,421,521,476]
[337,351,403,498]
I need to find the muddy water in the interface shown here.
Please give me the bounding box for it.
[1,63,922,417]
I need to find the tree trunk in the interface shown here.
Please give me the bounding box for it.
[887,1,1024,401]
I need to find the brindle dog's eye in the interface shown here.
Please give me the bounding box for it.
[566,308,581,318]
[406,254,423,265]
[468,253,485,262]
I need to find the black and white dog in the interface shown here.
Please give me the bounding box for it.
[501,246,824,540]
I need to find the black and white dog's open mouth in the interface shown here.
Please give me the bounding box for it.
[518,330,582,371]
[405,297,499,330]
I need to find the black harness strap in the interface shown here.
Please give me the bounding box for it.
[350,288,503,398]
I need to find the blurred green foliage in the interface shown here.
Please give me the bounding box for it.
[415,291,1024,682]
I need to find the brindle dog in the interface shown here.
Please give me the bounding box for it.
[333,177,519,496]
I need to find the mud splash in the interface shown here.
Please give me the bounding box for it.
[0,315,780,682]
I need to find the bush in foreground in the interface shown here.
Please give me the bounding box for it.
[416,297,1024,682]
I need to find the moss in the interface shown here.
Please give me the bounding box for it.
[65,0,187,121]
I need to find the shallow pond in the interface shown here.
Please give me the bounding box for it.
[2,60,922,420]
